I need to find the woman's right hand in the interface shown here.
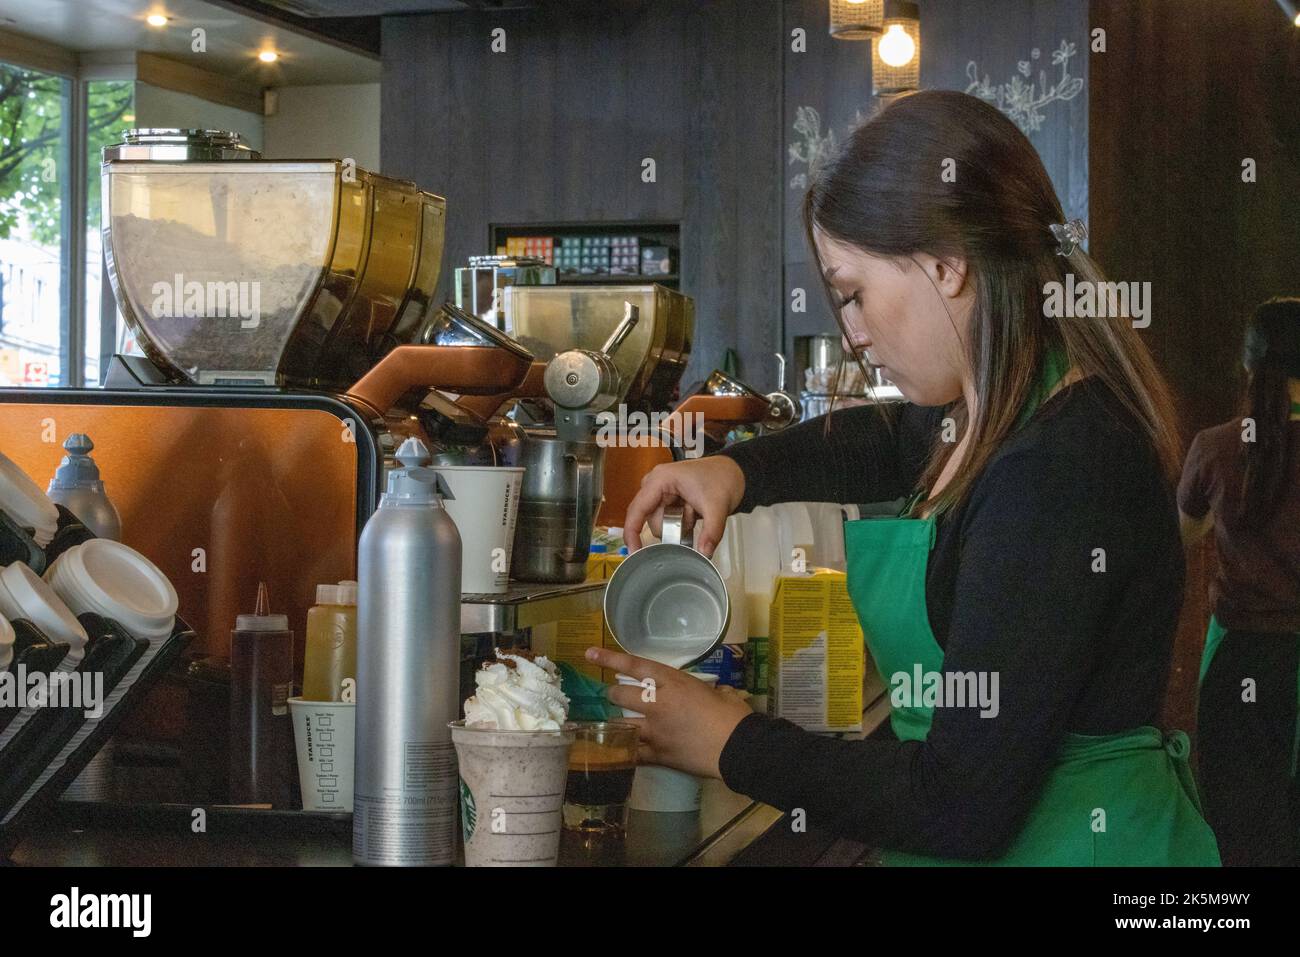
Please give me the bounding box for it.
[623,455,746,557]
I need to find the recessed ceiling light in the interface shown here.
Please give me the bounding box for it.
[146,13,168,27]
[258,50,279,63]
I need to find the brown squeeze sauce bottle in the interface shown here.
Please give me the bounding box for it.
[229,582,294,807]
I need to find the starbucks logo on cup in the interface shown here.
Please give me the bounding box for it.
[459,777,477,842]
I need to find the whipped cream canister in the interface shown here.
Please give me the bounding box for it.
[353,439,462,866]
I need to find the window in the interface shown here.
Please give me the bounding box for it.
[83,80,134,386]
[0,61,69,387]
[0,61,136,389]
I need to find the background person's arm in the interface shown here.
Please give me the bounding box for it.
[1177,430,1214,546]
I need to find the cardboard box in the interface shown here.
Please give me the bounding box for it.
[769,569,865,733]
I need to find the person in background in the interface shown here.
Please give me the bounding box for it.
[1179,297,1300,866]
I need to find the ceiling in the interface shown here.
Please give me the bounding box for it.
[258,0,532,13]
[0,0,380,84]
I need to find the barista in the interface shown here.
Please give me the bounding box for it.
[587,90,1221,865]
[1179,298,1300,866]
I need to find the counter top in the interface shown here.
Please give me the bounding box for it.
[5,780,780,867]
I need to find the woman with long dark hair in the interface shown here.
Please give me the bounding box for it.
[1180,298,1300,866]
[583,89,1220,865]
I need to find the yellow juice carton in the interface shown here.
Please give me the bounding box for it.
[768,569,865,733]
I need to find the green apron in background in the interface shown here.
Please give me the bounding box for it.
[842,357,1220,866]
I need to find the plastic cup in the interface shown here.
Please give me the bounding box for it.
[433,466,524,595]
[288,697,355,811]
[450,720,575,867]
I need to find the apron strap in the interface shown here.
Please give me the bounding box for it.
[1162,729,1208,816]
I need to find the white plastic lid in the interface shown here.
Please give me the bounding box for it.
[0,451,59,543]
[0,561,88,663]
[49,540,177,640]
[316,580,358,606]
[0,614,13,671]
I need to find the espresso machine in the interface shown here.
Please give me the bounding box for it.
[0,130,541,680]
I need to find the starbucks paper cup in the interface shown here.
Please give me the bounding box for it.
[433,466,524,595]
[289,697,355,811]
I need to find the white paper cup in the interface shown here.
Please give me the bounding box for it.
[619,671,717,812]
[433,466,524,595]
[289,697,355,811]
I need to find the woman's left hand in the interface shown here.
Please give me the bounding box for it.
[586,646,754,779]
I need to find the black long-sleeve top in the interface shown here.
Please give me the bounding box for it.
[715,378,1184,859]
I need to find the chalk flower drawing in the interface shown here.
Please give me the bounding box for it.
[789,105,872,190]
[965,39,1084,134]
[788,106,837,191]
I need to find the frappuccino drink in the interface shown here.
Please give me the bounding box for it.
[451,651,574,867]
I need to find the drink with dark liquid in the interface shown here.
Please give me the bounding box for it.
[563,722,639,832]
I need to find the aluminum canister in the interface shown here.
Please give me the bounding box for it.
[603,507,730,669]
[353,437,462,866]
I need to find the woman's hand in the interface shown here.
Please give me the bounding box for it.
[623,455,745,557]
[587,646,753,779]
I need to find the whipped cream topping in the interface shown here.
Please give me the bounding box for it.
[463,650,570,731]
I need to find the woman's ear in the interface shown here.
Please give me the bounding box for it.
[920,253,970,299]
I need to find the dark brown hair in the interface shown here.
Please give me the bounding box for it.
[1236,297,1300,525]
[804,90,1181,515]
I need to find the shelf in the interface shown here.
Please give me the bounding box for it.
[460,579,606,633]
[557,273,679,285]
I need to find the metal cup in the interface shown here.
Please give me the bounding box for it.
[603,507,730,668]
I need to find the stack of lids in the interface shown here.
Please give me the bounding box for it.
[0,561,88,668]
[0,615,13,671]
[0,451,59,548]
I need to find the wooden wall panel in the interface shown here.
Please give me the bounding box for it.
[1090,0,1300,740]
[381,1,781,386]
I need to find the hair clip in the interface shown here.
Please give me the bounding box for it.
[1050,219,1088,257]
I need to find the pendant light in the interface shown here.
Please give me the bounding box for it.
[872,0,921,95]
[829,0,883,40]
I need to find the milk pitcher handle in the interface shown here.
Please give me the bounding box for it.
[661,505,688,547]
[567,451,594,560]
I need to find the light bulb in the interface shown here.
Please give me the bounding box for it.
[1294,11,1300,26]
[146,13,167,27]
[258,50,279,63]
[878,24,915,68]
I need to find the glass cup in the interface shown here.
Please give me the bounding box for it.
[563,721,640,833]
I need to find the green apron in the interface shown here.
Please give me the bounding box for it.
[843,359,1221,866]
